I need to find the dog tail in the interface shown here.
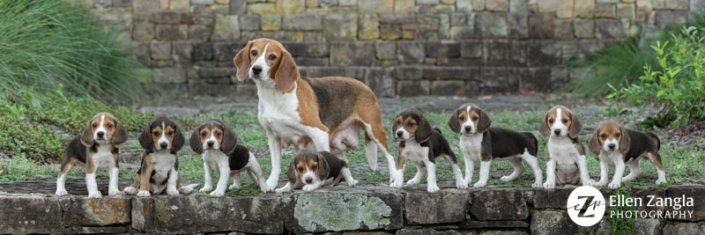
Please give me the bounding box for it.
[179,184,200,194]
[647,132,661,150]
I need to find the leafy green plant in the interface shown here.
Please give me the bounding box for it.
[609,26,705,128]
[608,188,635,235]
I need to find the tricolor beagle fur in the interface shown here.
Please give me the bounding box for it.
[448,104,543,188]
[56,112,127,198]
[189,120,270,197]
[233,38,402,188]
[588,120,666,188]
[275,149,358,193]
[123,117,198,196]
[393,109,466,193]
[540,105,594,189]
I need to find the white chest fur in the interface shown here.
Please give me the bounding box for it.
[401,140,429,163]
[600,151,624,165]
[151,151,176,181]
[255,84,307,142]
[203,150,228,172]
[547,137,581,165]
[92,145,115,169]
[459,134,483,161]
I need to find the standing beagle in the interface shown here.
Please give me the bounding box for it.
[233,38,403,189]
[189,120,270,197]
[123,116,198,196]
[275,149,358,193]
[588,120,666,188]
[393,109,466,193]
[448,103,543,188]
[55,112,127,198]
[541,105,594,189]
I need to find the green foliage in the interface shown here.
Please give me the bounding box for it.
[0,0,148,104]
[609,26,705,128]
[608,188,635,235]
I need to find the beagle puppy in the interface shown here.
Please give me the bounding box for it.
[56,112,127,198]
[540,105,594,189]
[233,38,403,189]
[448,104,543,188]
[393,109,466,193]
[275,149,358,193]
[189,120,270,197]
[588,120,666,188]
[123,116,198,196]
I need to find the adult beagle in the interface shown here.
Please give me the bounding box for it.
[448,103,543,188]
[540,105,594,189]
[275,149,358,193]
[588,120,666,188]
[189,120,270,197]
[393,108,466,193]
[56,112,127,198]
[123,116,198,196]
[233,38,402,188]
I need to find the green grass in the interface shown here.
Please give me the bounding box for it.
[3,108,703,195]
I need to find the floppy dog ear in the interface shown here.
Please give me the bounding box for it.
[540,111,551,138]
[111,119,128,146]
[287,158,298,184]
[476,108,492,133]
[415,116,433,143]
[274,51,299,92]
[172,126,185,152]
[138,122,154,151]
[588,129,602,155]
[80,123,94,147]
[447,108,461,133]
[316,152,330,181]
[189,126,204,154]
[618,127,631,154]
[568,112,582,139]
[233,41,253,82]
[221,125,238,155]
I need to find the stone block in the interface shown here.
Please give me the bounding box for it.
[509,0,527,13]
[283,14,323,30]
[429,80,467,96]
[261,15,282,31]
[480,68,514,93]
[507,41,527,66]
[151,12,181,24]
[61,197,130,226]
[537,0,560,12]
[692,0,705,12]
[358,15,379,40]
[133,22,155,41]
[575,0,595,18]
[528,13,554,39]
[172,42,193,64]
[330,42,375,66]
[527,41,560,66]
[634,218,661,235]
[557,0,575,18]
[457,0,473,13]
[422,67,479,80]
[405,189,468,225]
[461,40,482,58]
[155,24,188,40]
[238,15,261,30]
[486,0,509,11]
[213,15,240,40]
[594,3,617,18]
[475,12,508,38]
[666,0,688,10]
[573,19,594,38]
[484,40,510,65]
[460,220,530,229]
[248,3,277,14]
[595,19,627,39]
[358,0,394,13]
[450,26,476,40]
[0,195,63,234]
[508,13,528,39]
[663,222,705,235]
[188,25,212,41]
[393,66,423,80]
[324,14,358,40]
[397,41,426,64]
[133,0,166,13]
[214,42,242,62]
[150,41,172,60]
[655,11,688,27]
[366,67,395,97]
[618,3,635,19]
[426,42,461,58]
[380,25,402,40]
[113,0,133,8]
[295,57,328,66]
[192,0,215,4]
[397,80,430,96]
[230,0,246,14]
[396,228,468,235]
[396,0,415,13]
[132,42,151,65]
[154,68,187,83]
[277,0,306,13]
[554,19,573,39]
[667,185,705,221]
[285,42,329,57]
[376,41,397,60]
[193,42,214,61]
[283,190,404,233]
[470,189,527,221]
[533,188,574,209]
[530,210,578,234]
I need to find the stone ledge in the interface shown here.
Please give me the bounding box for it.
[2,184,705,234]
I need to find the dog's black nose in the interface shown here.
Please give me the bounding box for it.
[252,65,262,75]
[160,142,168,149]
[553,129,561,135]
[207,141,214,147]
[464,126,472,132]
[97,132,104,138]
[305,178,312,184]
[608,143,616,150]
[396,131,403,137]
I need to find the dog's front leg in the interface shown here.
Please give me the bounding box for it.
[265,130,283,189]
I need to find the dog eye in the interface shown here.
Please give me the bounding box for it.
[268,54,277,60]
[152,131,159,136]
[251,50,258,56]
[215,132,221,136]
[458,116,465,121]
[471,116,479,121]
[600,133,607,139]
[561,118,569,123]
[297,167,304,172]
[311,165,318,170]
[615,133,621,137]
[168,131,174,136]
[407,122,415,126]
[548,119,554,124]
[106,124,113,128]
[200,132,207,137]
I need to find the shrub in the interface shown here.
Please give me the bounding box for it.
[0,0,147,104]
[609,26,705,128]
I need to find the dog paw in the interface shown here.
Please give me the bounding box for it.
[55,189,68,196]
[591,181,607,187]
[274,187,289,194]
[123,187,137,195]
[531,182,542,188]
[87,191,102,198]
[389,181,403,188]
[266,178,279,189]
[209,190,225,197]
[608,182,621,189]
[347,179,359,187]
[137,190,151,197]
[656,179,667,185]
[228,184,241,190]
[302,184,318,192]
[167,188,180,196]
[543,182,555,189]
[473,182,487,188]
[405,178,420,186]
[456,179,468,189]
[500,176,516,182]
[427,184,440,193]
[199,186,213,193]
[108,190,124,197]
